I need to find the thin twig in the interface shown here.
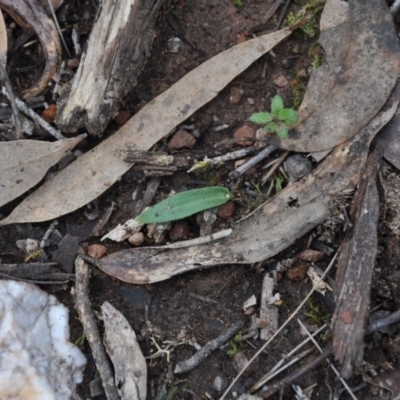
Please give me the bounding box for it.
[74,257,119,400]
[366,309,400,335]
[174,321,244,374]
[219,251,338,400]
[15,97,66,139]
[0,65,22,139]
[261,150,289,185]
[46,0,71,58]
[276,0,292,30]
[250,323,328,392]
[297,319,357,400]
[229,144,278,180]
[259,349,331,398]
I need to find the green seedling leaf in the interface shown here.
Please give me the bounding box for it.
[263,121,278,133]
[249,112,273,125]
[136,187,234,224]
[278,108,299,125]
[271,95,284,115]
[276,125,289,139]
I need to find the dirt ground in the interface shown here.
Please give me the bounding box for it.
[1,0,400,399]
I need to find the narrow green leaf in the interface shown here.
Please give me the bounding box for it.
[271,95,284,115]
[263,121,278,133]
[276,125,289,139]
[136,187,234,224]
[278,108,299,126]
[249,112,273,125]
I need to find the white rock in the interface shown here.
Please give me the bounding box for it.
[0,280,86,400]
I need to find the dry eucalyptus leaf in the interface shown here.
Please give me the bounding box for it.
[270,0,400,152]
[0,8,7,68]
[0,0,62,97]
[101,302,146,400]
[0,27,293,225]
[93,101,398,284]
[0,135,84,208]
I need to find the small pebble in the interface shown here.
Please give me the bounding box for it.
[212,375,229,392]
[285,264,309,281]
[128,232,144,246]
[114,110,132,126]
[296,249,325,262]
[233,352,250,374]
[42,104,57,123]
[229,87,244,104]
[166,37,183,53]
[284,154,313,183]
[282,58,293,69]
[234,125,255,146]
[87,244,107,259]
[167,129,196,151]
[273,74,289,87]
[217,202,235,219]
[169,220,190,241]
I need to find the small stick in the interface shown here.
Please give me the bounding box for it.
[258,349,331,398]
[219,251,338,400]
[0,64,22,139]
[188,147,257,173]
[45,0,71,58]
[229,145,278,180]
[297,319,357,400]
[250,323,328,392]
[74,257,119,400]
[15,97,66,139]
[40,220,58,248]
[366,309,400,335]
[261,151,289,185]
[174,321,244,374]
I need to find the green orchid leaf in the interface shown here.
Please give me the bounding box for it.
[271,95,284,115]
[276,125,289,139]
[263,121,278,133]
[278,108,299,126]
[249,112,273,125]
[136,187,234,224]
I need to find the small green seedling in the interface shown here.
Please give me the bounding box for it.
[249,95,299,140]
[136,186,234,224]
[234,0,244,7]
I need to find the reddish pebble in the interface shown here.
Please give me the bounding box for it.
[273,75,289,88]
[296,249,325,262]
[168,129,196,151]
[67,58,80,69]
[341,311,353,324]
[234,125,255,146]
[229,87,244,104]
[87,244,107,259]
[169,220,191,241]
[42,104,57,123]
[114,110,132,126]
[286,264,309,281]
[128,232,144,246]
[217,202,235,219]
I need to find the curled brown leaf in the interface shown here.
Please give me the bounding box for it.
[0,0,62,97]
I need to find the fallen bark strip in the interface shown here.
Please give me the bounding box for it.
[56,0,164,135]
[332,147,382,379]
[74,257,119,400]
[174,320,244,374]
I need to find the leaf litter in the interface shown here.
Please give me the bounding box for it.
[0,27,293,225]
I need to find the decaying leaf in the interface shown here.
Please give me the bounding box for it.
[0,8,7,68]
[101,302,147,400]
[0,27,293,225]
[307,267,332,296]
[92,100,398,284]
[0,135,84,208]
[0,0,62,97]
[270,0,400,152]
